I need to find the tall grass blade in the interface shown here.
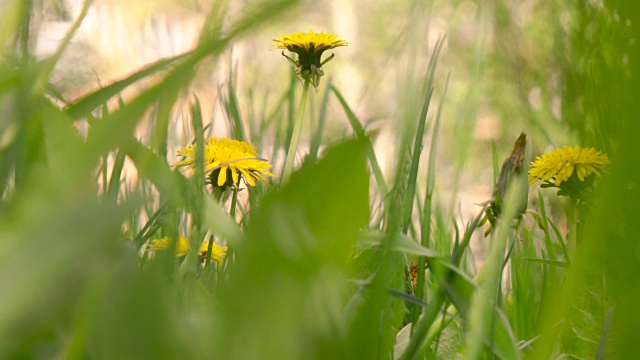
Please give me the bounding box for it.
[414,74,450,325]
[306,77,332,164]
[401,87,433,234]
[465,182,524,360]
[330,85,388,196]
[595,306,614,360]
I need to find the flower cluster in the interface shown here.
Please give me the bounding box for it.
[172,137,275,188]
[274,29,348,91]
[146,236,228,265]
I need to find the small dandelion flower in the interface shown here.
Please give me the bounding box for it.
[198,240,228,265]
[273,29,348,91]
[529,146,610,186]
[172,137,275,188]
[146,236,190,257]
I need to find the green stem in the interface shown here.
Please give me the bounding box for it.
[400,286,446,360]
[567,196,578,260]
[230,187,239,219]
[281,78,310,184]
[204,234,215,268]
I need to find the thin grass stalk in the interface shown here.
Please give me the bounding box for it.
[17,0,31,63]
[399,284,446,360]
[281,78,310,184]
[230,187,239,219]
[401,37,446,235]
[204,234,215,269]
[491,141,499,185]
[402,87,433,234]
[537,193,557,260]
[464,181,525,360]
[307,78,332,164]
[190,97,206,231]
[595,306,614,360]
[330,85,388,196]
[567,196,578,260]
[225,68,245,142]
[548,218,570,264]
[101,153,108,196]
[106,151,126,202]
[413,75,449,326]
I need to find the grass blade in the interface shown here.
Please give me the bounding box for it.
[330,85,388,196]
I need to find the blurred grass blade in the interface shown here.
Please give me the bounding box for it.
[595,306,614,360]
[106,150,126,202]
[359,232,440,258]
[522,258,569,268]
[402,36,445,234]
[536,193,557,260]
[402,87,433,233]
[306,77,332,164]
[222,72,245,141]
[547,216,570,264]
[414,74,450,324]
[330,85,388,196]
[125,139,191,207]
[65,52,191,120]
[465,182,524,360]
[203,196,244,246]
[0,0,26,50]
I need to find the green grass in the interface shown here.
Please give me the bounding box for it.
[1,0,640,358]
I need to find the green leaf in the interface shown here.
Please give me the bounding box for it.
[215,139,369,359]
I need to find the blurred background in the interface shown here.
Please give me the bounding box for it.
[32,0,584,205]
[34,0,606,215]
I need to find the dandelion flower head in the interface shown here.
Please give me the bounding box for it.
[198,240,228,266]
[273,29,348,90]
[172,137,275,187]
[146,236,190,257]
[529,145,610,186]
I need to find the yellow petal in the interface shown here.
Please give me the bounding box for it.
[230,166,239,186]
[218,165,229,186]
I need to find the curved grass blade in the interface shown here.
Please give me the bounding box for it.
[330,85,388,196]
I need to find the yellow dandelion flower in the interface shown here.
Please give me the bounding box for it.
[273,29,348,90]
[529,146,610,186]
[146,236,190,257]
[146,237,228,265]
[198,240,228,265]
[172,137,275,187]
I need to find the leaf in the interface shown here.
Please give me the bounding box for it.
[215,139,370,359]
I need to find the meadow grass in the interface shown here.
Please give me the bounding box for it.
[1,0,639,359]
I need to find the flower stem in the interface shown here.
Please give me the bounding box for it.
[282,78,310,184]
[567,196,578,260]
[230,187,239,219]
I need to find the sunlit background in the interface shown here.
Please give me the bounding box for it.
[37,0,580,199]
